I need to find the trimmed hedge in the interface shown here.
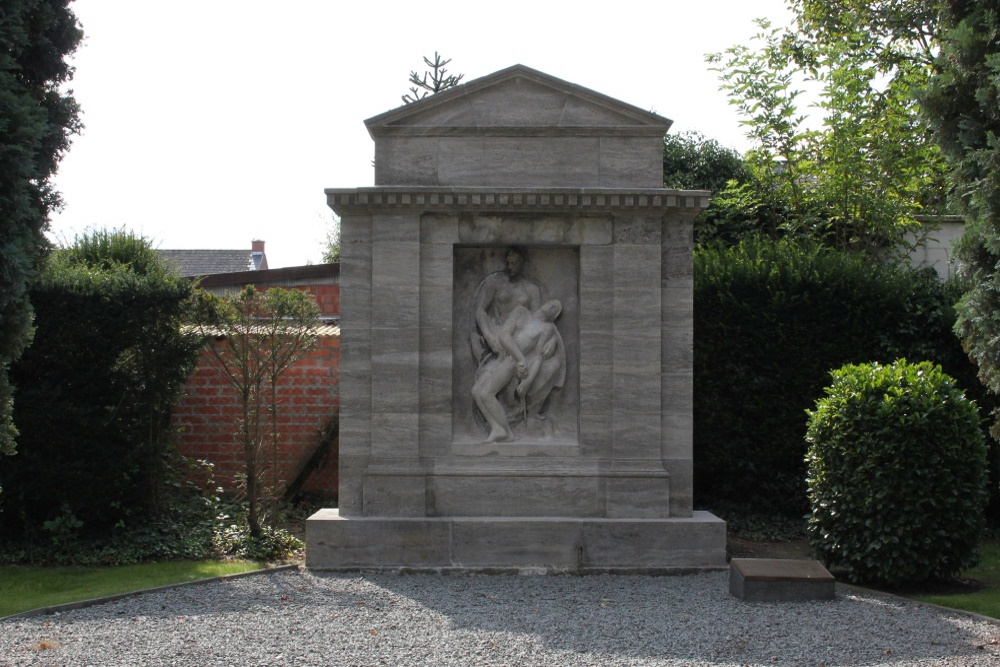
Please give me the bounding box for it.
[0,230,201,539]
[805,360,987,585]
[694,238,991,518]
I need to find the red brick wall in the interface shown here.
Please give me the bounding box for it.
[309,284,340,317]
[172,334,340,499]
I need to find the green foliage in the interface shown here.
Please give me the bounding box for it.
[922,0,1000,437]
[695,177,795,248]
[707,4,950,258]
[794,0,937,70]
[0,230,202,539]
[662,131,776,248]
[805,360,988,585]
[0,465,221,566]
[192,286,320,538]
[323,214,341,263]
[0,446,302,567]
[694,238,988,517]
[402,52,464,104]
[0,482,303,566]
[213,521,303,561]
[711,503,807,542]
[662,131,749,193]
[0,1,83,456]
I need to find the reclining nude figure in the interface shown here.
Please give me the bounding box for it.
[471,299,565,443]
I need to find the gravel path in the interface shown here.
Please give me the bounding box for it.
[2,569,998,666]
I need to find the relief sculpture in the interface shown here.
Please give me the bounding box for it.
[469,247,566,442]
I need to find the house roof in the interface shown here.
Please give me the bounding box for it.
[193,323,340,338]
[195,263,339,290]
[193,263,341,321]
[158,249,264,277]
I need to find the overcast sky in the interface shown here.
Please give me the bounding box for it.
[49,0,794,268]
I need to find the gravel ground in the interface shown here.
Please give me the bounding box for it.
[2,569,999,666]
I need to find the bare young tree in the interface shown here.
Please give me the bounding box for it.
[193,286,319,537]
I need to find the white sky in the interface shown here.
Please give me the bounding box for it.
[50,0,794,268]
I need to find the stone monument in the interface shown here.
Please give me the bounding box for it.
[307,64,726,570]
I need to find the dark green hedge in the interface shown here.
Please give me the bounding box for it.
[0,231,202,538]
[694,238,993,518]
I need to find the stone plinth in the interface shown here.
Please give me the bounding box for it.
[308,509,725,572]
[307,65,725,571]
[729,559,836,602]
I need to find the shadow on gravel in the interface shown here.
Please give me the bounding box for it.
[3,569,997,666]
[343,570,999,665]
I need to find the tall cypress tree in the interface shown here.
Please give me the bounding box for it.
[0,1,83,455]
[922,0,1000,432]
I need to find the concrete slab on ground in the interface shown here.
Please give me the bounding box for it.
[730,558,835,602]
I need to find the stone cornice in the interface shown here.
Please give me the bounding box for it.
[367,125,668,137]
[326,187,710,215]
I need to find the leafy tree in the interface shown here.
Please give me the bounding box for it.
[662,131,748,193]
[402,52,464,104]
[0,1,83,456]
[192,286,320,537]
[708,2,950,258]
[662,130,796,247]
[694,177,796,248]
[795,0,937,69]
[922,0,1000,435]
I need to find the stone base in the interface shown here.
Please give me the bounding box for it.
[729,558,835,602]
[305,509,726,572]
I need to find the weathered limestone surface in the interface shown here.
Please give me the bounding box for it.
[366,66,667,188]
[307,64,725,571]
[309,508,725,571]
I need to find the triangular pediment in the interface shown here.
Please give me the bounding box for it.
[366,64,671,137]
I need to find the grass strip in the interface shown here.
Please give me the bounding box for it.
[910,539,1000,620]
[0,559,266,618]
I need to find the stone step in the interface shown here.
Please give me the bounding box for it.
[729,558,835,602]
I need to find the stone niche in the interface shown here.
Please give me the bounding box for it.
[307,64,725,571]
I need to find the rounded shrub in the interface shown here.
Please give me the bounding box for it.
[805,359,988,585]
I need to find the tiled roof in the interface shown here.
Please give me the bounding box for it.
[186,323,339,338]
[158,249,257,277]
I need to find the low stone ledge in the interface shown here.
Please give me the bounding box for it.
[729,558,835,602]
[306,510,726,572]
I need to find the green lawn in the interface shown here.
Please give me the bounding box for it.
[909,539,1000,620]
[0,559,267,618]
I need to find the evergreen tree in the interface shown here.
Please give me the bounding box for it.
[0,1,83,455]
[402,52,464,104]
[922,0,1000,429]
